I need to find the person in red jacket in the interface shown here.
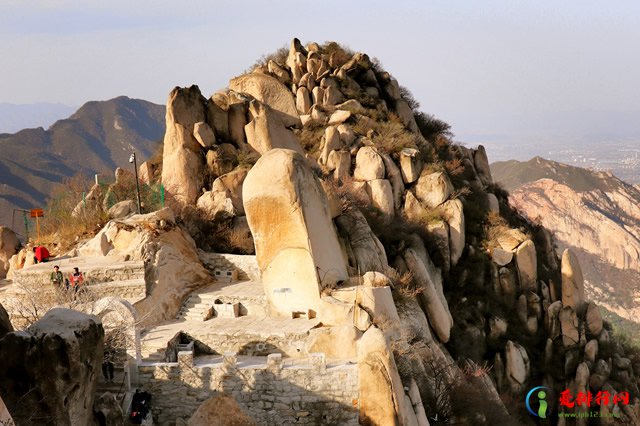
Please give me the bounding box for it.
[33,246,50,264]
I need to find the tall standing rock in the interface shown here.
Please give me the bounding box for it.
[561,249,585,312]
[229,73,301,127]
[244,100,304,155]
[0,226,19,279]
[243,149,348,317]
[0,309,103,426]
[473,145,493,185]
[515,239,537,292]
[161,85,207,208]
[505,340,530,393]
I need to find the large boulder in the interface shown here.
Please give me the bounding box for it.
[357,327,406,426]
[585,302,603,337]
[354,146,385,181]
[107,200,137,219]
[515,239,537,292]
[93,392,124,426]
[229,73,300,127]
[403,248,452,343]
[561,249,586,312]
[0,309,103,426]
[335,209,388,274]
[243,149,348,317]
[443,199,465,266]
[161,85,207,207]
[399,148,423,184]
[244,100,304,155]
[0,226,19,279]
[505,340,530,393]
[559,305,580,347]
[367,179,395,219]
[415,171,453,208]
[473,145,493,185]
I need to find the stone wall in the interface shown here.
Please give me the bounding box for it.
[138,352,359,425]
[198,252,260,281]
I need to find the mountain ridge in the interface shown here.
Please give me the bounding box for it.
[0,96,165,228]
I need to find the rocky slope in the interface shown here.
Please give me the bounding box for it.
[3,39,640,424]
[0,96,165,229]
[149,39,639,424]
[493,157,640,325]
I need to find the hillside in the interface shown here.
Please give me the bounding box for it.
[493,157,640,323]
[0,96,165,229]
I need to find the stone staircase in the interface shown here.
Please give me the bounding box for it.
[175,292,219,321]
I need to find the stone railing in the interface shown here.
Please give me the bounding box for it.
[138,352,359,425]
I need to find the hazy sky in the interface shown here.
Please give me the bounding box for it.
[1,0,639,153]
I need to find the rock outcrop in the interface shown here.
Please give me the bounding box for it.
[243,149,348,317]
[0,308,103,425]
[0,226,19,279]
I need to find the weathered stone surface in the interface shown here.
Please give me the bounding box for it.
[497,229,527,252]
[394,99,418,133]
[228,101,248,148]
[378,150,404,211]
[0,309,103,426]
[0,396,13,426]
[585,339,598,363]
[267,60,290,85]
[0,303,12,338]
[427,220,451,271]
[306,325,361,359]
[403,248,452,343]
[488,316,508,340]
[328,109,351,125]
[244,100,303,155]
[327,150,351,180]
[0,226,19,279]
[319,126,342,165]
[585,302,603,337]
[491,247,513,266]
[193,121,216,148]
[354,146,385,181]
[399,148,423,184]
[93,392,124,426]
[206,143,238,178]
[443,199,465,266]
[357,327,406,426]
[188,394,257,426]
[367,179,395,219]
[336,209,388,274]
[337,124,356,146]
[229,73,300,127]
[559,305,580,347]
[197,191,236,220]
[296,86,312,115]
[545,301,562,339]
[515,239,537,292]
[107,199,137,219]
[415,171,453,208]
[161,85,206,207]
[207,94,230,142]
[474,145,493,185]
[505,340,530,393]
[243,149,348,317]
[561,249,585,312]
[487,193,500,214]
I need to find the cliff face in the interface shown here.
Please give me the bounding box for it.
[493,157,640,322]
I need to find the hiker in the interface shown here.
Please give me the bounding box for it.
[69,267,84,292]
[33,246,50,264]
[50,265,64,287]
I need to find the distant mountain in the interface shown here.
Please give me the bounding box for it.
[0,96,165,230]
[492,156,640,323]
[0,103,77,134]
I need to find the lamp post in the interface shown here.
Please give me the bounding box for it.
[129,152,142,214]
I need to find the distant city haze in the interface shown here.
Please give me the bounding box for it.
[1,1,639,162]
